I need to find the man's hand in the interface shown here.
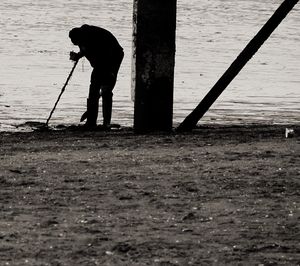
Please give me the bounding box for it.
[69,51,81,61]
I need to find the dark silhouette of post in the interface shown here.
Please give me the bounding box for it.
[133,0,177,132]
[177,0,299,132]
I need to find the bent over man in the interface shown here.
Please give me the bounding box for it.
[69,24,124,129]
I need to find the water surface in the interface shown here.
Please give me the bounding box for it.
[0,0,299,131]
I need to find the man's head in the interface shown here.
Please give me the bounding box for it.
[69,27,82,45]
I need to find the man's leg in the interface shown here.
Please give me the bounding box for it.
[101,87,113,127]
[85,69,101,127]
[101,72,116,127]
[101,51,124,127]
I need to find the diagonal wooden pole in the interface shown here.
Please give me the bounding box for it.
[177,0,299,132]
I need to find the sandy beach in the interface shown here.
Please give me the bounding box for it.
[0,1,299,265]
[0,124,299,265]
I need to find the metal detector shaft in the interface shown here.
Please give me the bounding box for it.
[45,59,79,126]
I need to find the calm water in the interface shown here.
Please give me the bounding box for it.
[0,0,299,131]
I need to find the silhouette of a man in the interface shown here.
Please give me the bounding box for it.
[69,24,124,128]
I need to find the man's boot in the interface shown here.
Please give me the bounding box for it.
[102,94,112,128]
[85,98,99,128]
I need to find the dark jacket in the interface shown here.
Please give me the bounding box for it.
[75,24,123,70]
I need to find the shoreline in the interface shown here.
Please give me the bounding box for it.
[1,121,299,132]
[1,124,299,265]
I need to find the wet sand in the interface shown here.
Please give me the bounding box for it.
[0,124,299,265]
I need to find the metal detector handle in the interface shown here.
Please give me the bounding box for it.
[45,59,79,126]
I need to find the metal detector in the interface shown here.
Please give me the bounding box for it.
[45,59,79,127]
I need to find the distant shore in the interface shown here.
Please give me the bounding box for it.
[0,124,299,265]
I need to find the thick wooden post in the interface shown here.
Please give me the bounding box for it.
[132,0,177,132]
[177,0,299,132]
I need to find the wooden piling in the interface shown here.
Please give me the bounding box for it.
[132,0,177,132]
